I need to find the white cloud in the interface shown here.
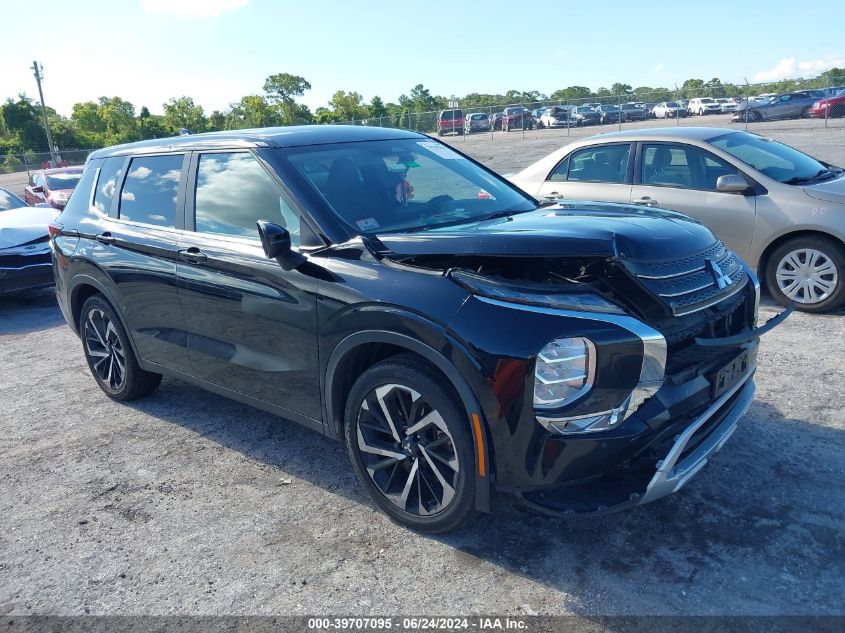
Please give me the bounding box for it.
[140,0,249,18]
[753,55,845,82]
[653,63,666,73]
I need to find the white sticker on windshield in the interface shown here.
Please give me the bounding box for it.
[356,217,380,231]
[417,141,462,160]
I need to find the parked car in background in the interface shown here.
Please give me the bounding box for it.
[0,187,28,212]
[595,104,624,124]
[716,98,737,113]
[502,106,535,131]
[490,112,504,130]
[508,127,845,312]
[531,108,546,126]
[688,98,722,116]
[808,89,845,118]
[0,205,59,296]
[733,91,824,122]
[539,106,573,128]
[652,101,688,118]
[436,109,465,136]
[621,103,648,121]
[23,167,83,210]
[464,112,491,133]
[571,106,601,126]
[52,124,781,531]
[824,86,845,97]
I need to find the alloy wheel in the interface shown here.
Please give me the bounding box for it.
[355,383,460,516]
[84,308,126,390]
[775,248,839,304]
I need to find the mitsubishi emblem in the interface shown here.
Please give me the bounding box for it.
[706,258,733,289]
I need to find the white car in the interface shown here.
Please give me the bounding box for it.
[688,98,722,116]
[507,127,845,312]
[652,101,688,118]
[716,98,738,113]
[539,106,574,128]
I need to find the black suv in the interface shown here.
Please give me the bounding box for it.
[51,126,785,533]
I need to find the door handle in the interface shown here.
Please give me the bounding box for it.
[178,248,208,264]
[95,232,115,245]
[633,197,658,207]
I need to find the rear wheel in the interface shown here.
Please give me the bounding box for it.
[765,236,845,313]
[344,355,476,533]
[80,295,162,400]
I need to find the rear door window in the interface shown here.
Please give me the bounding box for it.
[119,155,184,227]
[94,157,125,214]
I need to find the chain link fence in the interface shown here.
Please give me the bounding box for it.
[1,149,94,176]
[334,74,845,136]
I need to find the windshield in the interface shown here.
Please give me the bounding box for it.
[283,138,535,235]
[666,102,679,107]
[0,189,27,211]
[46,172,82,190]
[709,131,837,184]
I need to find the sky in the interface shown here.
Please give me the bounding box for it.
[1,0,843,118]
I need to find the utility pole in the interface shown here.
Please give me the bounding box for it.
[31,61,58,166]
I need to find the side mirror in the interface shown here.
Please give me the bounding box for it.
[32,185,44,193]
[257,220,306,271]
[716,174,750,193]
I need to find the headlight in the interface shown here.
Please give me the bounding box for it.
[533,337,595,409]
[449,270,625,315]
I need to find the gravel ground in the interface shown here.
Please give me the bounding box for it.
[1,117,844,618]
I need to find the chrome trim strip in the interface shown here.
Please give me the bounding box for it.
[0,262,53,271]
[635,249,731,280]
[672,277,746,316]
[659,280,716,298]
[637,366,756,506]
[476,297,667,418]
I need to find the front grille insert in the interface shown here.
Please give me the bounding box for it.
[624,242,748,316]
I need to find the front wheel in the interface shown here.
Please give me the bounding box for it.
[344,355,476,533]
[80,295,162,400]
[765,237,845,313]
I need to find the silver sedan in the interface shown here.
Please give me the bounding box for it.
[509,127,845,312]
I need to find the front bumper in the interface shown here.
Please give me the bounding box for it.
[515,361,757,516]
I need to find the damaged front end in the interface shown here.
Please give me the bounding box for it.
[367,219,789,515]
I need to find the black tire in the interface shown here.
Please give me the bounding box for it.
[764,236,845,313]
[80,294,162,400]
[749,110,762,122]
[800,106,811,118]
[831,105,844,118]
[343,354,476,533]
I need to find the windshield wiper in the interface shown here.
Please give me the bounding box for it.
[784,169,836,185]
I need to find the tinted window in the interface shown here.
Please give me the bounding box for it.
[119,155,183,227]
[94,157,125,214]
[554,144,630,183]
[641,144,739,190]
[60,167,98,217]
[46,172,82,190]
[194,152,300,244]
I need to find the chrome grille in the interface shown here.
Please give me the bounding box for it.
[624,242,748,316]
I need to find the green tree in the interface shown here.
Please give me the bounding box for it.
[329,90,368,122]
[163,96,207,132]
[263,73,311,125]
[369,96,387,119]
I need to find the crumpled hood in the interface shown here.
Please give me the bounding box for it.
[374,202,718,262]
[0,206,59,250]
[801,173,845,204]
